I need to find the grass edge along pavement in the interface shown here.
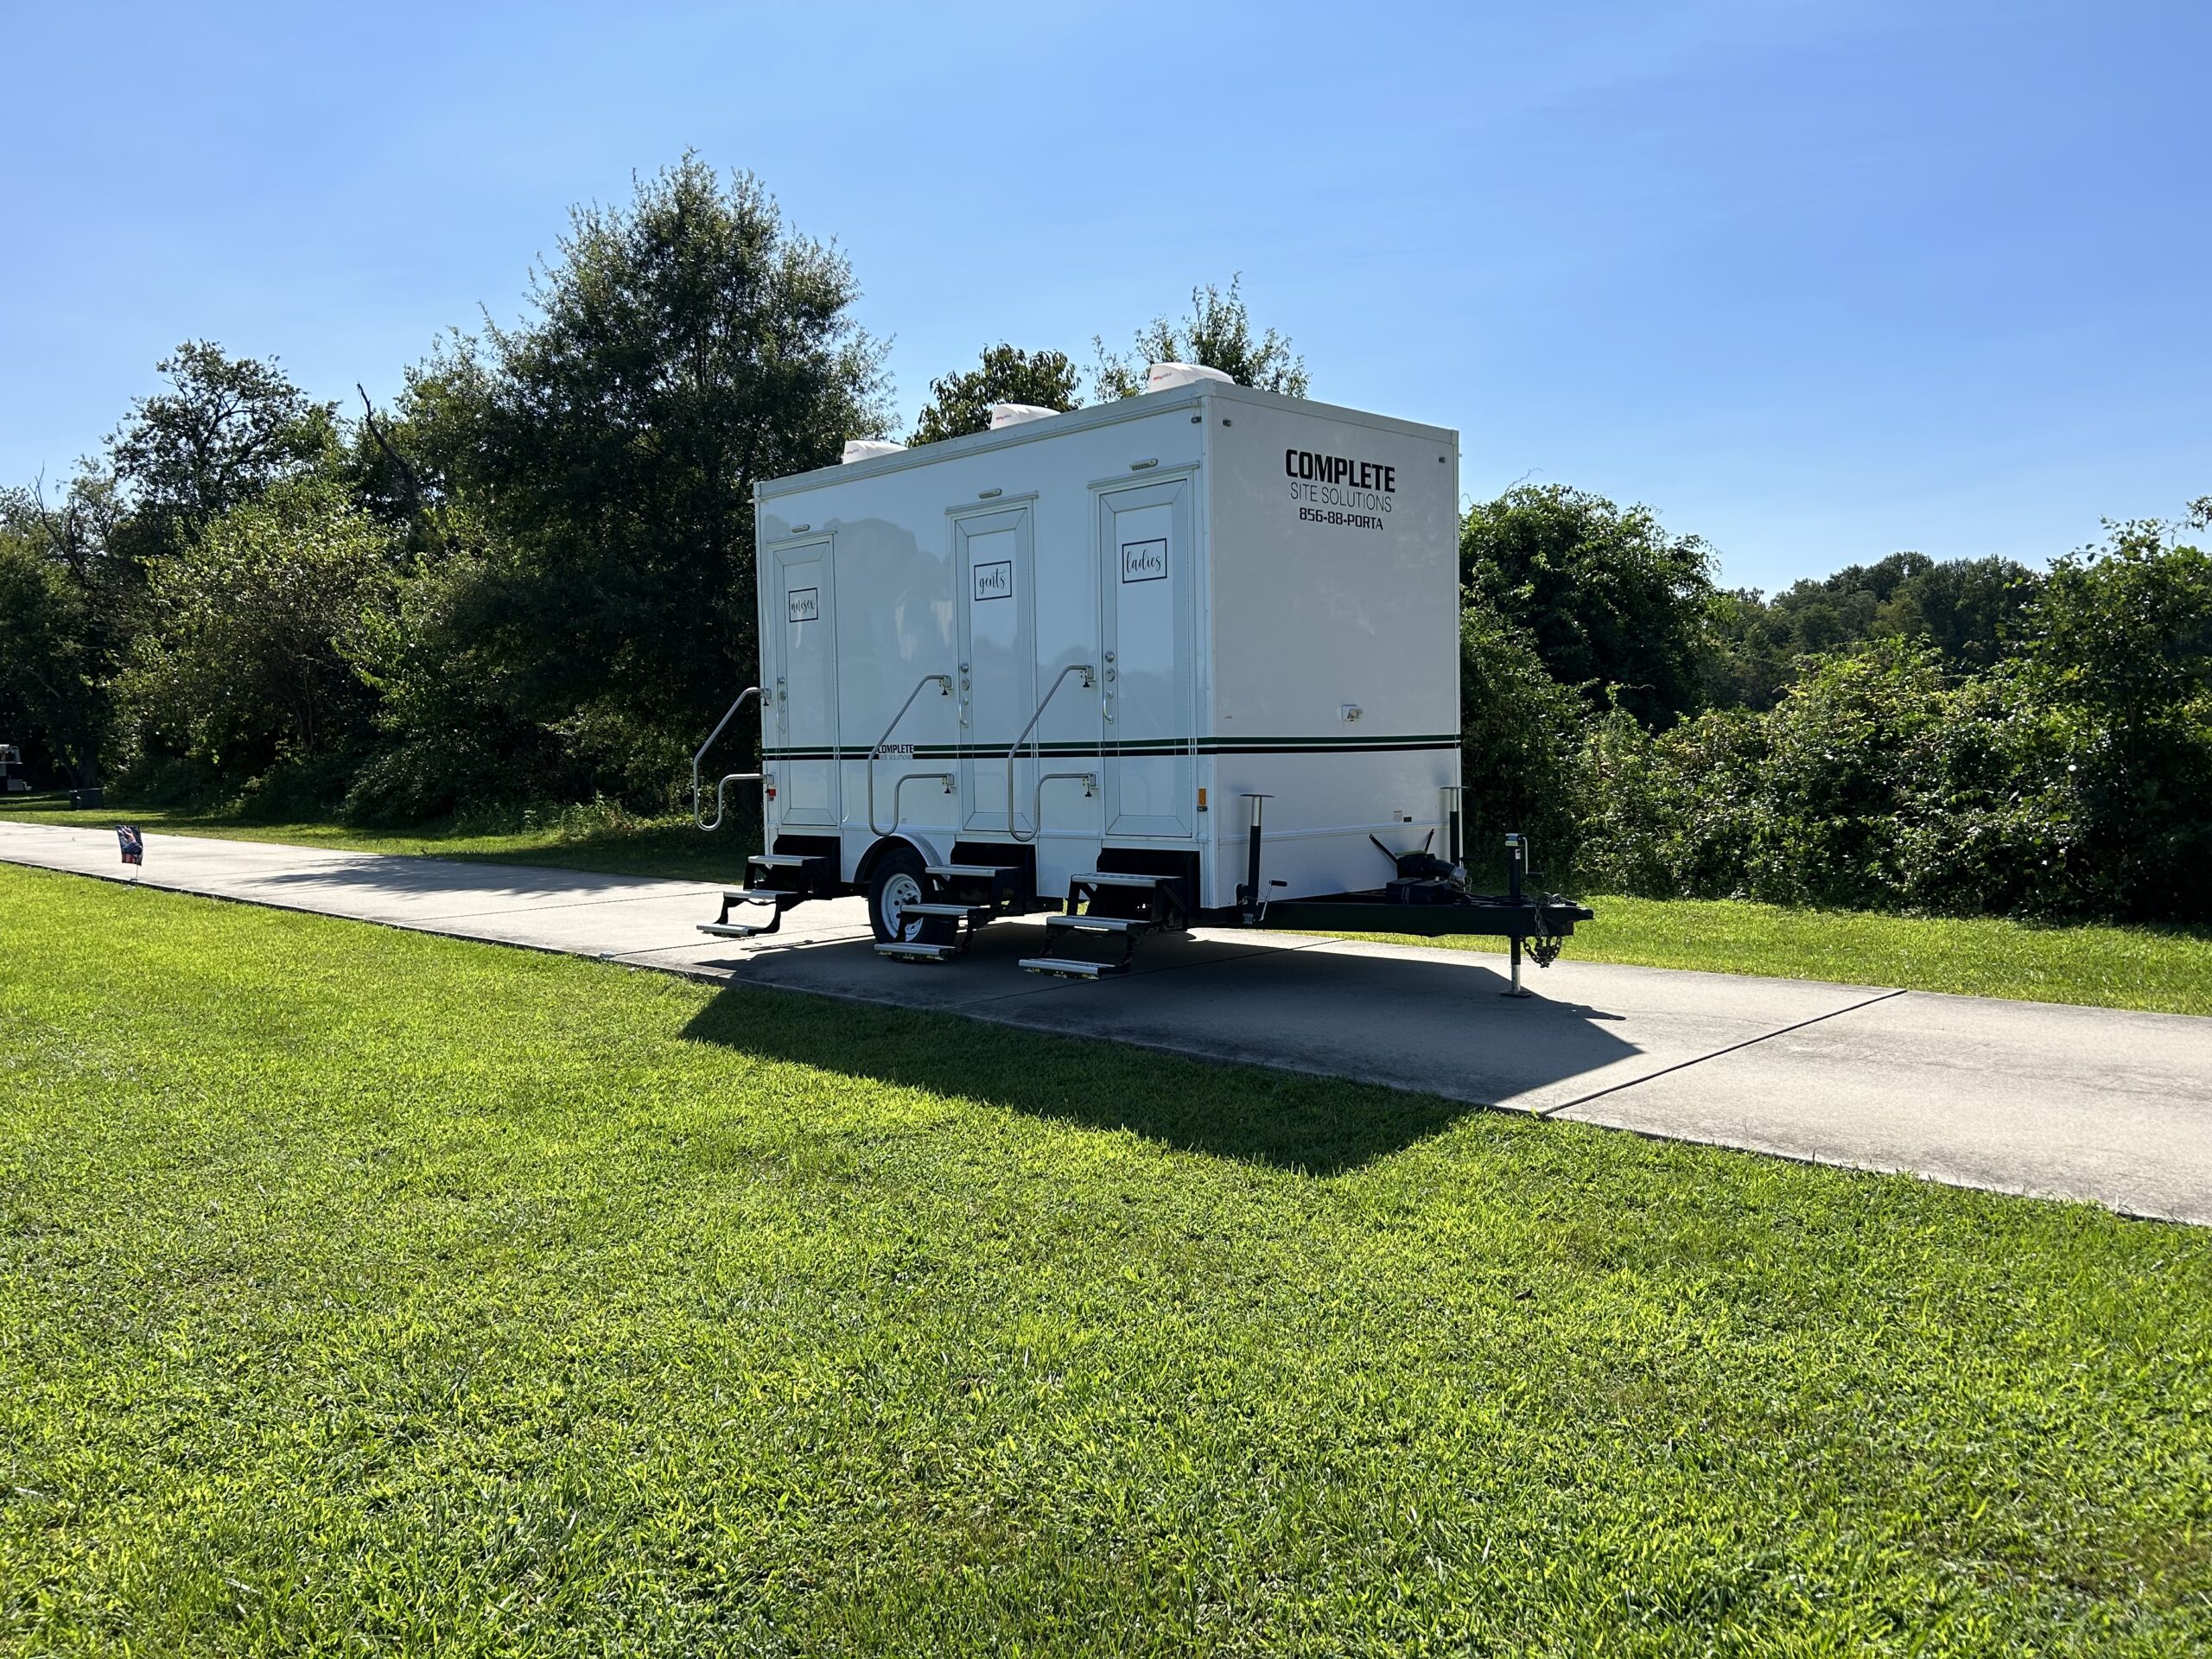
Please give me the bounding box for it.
[8,793,2212,1016]
[3,861,2211,1656]
[0,791,763,883]
[1364,893,2212,1018]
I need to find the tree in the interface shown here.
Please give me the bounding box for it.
[1704,552,2042,709]
[1094,275,1308,399]
[0,472,136,785]
[1460,484,1716,728]
[1878,555,2037,673]
[2007,513,2212,918]
[422,156,888,802]
[0,518,100,787]
[909,345,1082,445]
[118,480,392,779]
[340,535,575,823]
[1457,591,1588,876]
[107,341,337,555]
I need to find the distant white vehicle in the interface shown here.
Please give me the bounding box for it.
[692,371,1590,988]
[0,744,29,793]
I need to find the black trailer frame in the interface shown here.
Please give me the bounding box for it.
[1235,799,1592,995]
[693,690,1595,988]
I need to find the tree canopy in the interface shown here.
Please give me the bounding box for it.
[107,341,337,556]
[1460,483,1718,728]
[402,155,888,796]
[1094,276,1308,399]
[909,345,1083,445]
[118,480,391,778]
[1704,550,2038,707]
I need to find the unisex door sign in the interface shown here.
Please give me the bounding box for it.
[973,560,1013,601]
[1120,538,1167,582]
[786,588,819,623]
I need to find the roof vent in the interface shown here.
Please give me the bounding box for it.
[841,439,905,464]
[1146,361,1234,393]
[988,402,1061,429]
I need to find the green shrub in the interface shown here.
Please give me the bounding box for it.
[1456,592,1588,883]
[110,753,222,810]
[235,753,361,822]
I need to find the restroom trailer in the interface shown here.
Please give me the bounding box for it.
[694,372,1590,983]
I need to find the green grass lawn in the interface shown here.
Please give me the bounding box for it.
[3,862,2209,1655]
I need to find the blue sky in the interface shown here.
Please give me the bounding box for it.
[3,0,2204,591]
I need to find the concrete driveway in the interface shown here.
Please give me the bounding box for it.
[5,818,2209,1224]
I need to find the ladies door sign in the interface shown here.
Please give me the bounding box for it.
[1120,538,1166,582]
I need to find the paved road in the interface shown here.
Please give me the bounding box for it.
[5,819,2209,1224]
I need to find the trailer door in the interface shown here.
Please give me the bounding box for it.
[769,537,841,827]
[952,502,1035,834]
[1097,476,1195,838]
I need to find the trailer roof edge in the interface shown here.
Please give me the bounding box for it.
[754,382,1460,501]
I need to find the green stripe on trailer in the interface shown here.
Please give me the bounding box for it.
[761,734,1463,761]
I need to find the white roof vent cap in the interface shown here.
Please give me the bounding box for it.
[1146,361,1235,393]
[841,439,906,464]
[988,402,1061,429]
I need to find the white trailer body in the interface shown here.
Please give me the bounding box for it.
[749,378,1462,914]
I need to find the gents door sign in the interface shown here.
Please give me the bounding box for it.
[1120,537,1166,582]
[972,560,1012,601]
[786,588,819,623]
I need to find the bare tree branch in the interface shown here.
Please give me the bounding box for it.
[356,384,446,555]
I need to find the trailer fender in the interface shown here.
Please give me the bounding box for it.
[855,830,945,887]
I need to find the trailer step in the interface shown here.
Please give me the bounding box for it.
[719,888,780,906]
[1046,913,1147,936]
[1071,870,1173,888]
[900,902,988,920]
[698,920,779,940]
[747,852,833,895]
[925,863,1014,880]
[874,941,961,963]
[1019,956,1123,979]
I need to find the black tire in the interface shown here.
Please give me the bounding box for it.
[866,844,956,946]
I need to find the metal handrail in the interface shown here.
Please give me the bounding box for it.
[1032,771,1096,842]
[693,686,761,831]
[867,673,954,835]
[1006,664,1096,843]
[892,772,957,832]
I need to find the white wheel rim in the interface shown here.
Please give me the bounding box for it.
[883,872,924,939]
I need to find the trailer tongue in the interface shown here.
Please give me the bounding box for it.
[694,374,1594,995]
[1246,829,1594,997]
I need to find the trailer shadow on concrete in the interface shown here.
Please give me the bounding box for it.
[677,927,1650,1173]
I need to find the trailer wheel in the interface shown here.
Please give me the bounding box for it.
[866,844,955,947]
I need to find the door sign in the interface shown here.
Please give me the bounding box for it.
[786,588,819,623]
[1120,538,1167,583]
[972,560,1013,601]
